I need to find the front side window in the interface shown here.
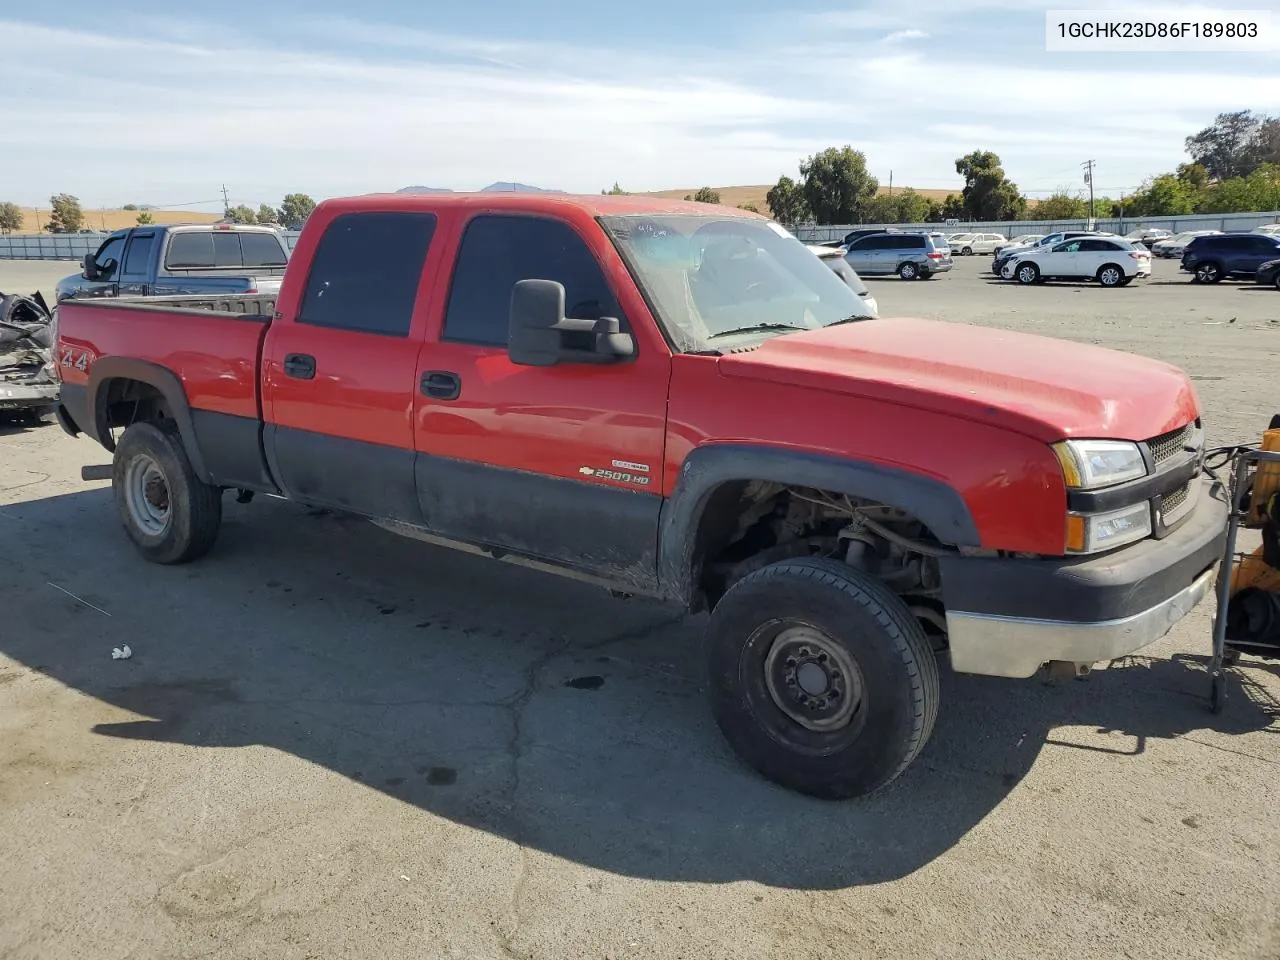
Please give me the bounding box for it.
[93,236,125,280]
[443,215,622,347]
[602,214,874,353]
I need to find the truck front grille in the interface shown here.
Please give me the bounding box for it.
[1146,422,1197,466]
[1161,481,1193,523]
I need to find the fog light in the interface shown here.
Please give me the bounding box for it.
[1066,502,1152,554]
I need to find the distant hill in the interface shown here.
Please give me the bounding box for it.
[13,206,222,233]
[641,184,958,214]
[395,182,564,195]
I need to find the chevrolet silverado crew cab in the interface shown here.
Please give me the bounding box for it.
[53,194,1227,799]
[56,223,289,302]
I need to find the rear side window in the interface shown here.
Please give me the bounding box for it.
[298,212,436,337]
[890,235,924,250]
[166,233,215,268]
[443,215,621,346]
[851,235,890,251]
[122,234,155,276]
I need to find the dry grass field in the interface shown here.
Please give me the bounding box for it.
[641,184,958,213]
[14,207,222,233]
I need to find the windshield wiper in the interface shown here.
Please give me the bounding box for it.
[708,323,808,340]
[823,315,870,327]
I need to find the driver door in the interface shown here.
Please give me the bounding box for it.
[72,233,126,299]
[411,211,670,587]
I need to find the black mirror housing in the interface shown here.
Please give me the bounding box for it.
[82,253,98,280]
[507,279,635,367]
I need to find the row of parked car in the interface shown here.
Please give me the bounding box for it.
[988,226,1280,289]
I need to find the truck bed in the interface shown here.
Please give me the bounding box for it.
[55,294,274,423]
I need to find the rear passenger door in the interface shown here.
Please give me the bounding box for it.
[262,211,441,521]
[1244,236,1280,273]
[412,212,670,588]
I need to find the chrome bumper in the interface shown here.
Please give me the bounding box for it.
[946,567,1216,679]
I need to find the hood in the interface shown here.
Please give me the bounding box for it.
[715,317,1198,443]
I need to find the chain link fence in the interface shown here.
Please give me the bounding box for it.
[0,231,301,261]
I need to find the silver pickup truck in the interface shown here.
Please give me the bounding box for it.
[55,223,289,302]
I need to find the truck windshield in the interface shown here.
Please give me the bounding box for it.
[600,214,874,353]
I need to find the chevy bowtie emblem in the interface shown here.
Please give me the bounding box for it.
[578,466,596,476]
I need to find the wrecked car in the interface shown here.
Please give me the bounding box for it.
[0,292,59,424]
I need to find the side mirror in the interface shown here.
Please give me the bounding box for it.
[507,279,635,367]
[82,253,98,280]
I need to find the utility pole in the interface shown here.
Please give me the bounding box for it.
[1081,160,1096,223]
[888,170,893,196]
[221,184,231,215]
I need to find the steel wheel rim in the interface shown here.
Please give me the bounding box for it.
[762,624,864,732]
[1101,268,1120,285]
[124,454,171,536]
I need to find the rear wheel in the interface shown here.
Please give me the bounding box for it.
[898,261,919,280]
[1195,261,1222,284]
[113,422,223,564]
[1274,274,1280,291]
[1016,262,1040,285]
[706,557,939,799]
[961,246,973,256]
[1097,263,1124,287]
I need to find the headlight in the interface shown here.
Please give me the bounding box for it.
[1052,439,1147,490]
[1065,502,1152,554]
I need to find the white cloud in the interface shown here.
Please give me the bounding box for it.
[0,11,1276,208]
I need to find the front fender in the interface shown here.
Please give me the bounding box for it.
[657,444,980,608]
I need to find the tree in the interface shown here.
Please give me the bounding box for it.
[46,193,84,233]
[122,203,138,211]
[940,194,966,220]
[1126,174,1197,217]
[255,204,279,225]
[1250,117,1280,169]
[1028,190,1089,221]
[924,200,944,223]
[1176,162,1210,191]
[601,182,628,195]
[1185,110,1268,181]
[1196,163,1280,214]
[864,188,933,224]
[765,175,810,225]
[691,187,721,204]
[0,202,23,234]
[864,194,899,223]
[955,151,1025,220]
[798,146,879,224]
[224,204,257,224]
[277,193,316,230]
[737,203,760,213]
[135,211,154,225]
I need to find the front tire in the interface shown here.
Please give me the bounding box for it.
[1195,261,1222,284]
[113,421,223,564]
[961,246,973,256]
[706,557,940,799]
[1016,262,1039,285]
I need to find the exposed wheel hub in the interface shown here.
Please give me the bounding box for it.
[764,626,863,732]
[124,454,172,536]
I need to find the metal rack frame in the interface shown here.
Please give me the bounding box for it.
[1208,446,1280,713]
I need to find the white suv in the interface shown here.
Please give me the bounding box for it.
[1003,237,1151,287]
[947,232,1007,256]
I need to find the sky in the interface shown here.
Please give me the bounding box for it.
[1,0,1278,213]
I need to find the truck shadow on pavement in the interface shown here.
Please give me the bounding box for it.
[2,487,1277,891]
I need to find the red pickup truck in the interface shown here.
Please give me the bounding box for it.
[53,193,1227,799]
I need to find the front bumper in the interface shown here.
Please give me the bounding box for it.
[939,478,1227,678]
[0,381,59,412]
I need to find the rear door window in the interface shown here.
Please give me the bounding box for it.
[166,232,216,268]
[298,212,437,337]
[241,232,288,266]
[443,215,621,347]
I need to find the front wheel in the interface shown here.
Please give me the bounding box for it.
[1195,262,1222,284]
[961,246,973,256]
[706,557,940,799]
[1016,262,1039,284]
[113,421,223,564]
[898,262,919,280]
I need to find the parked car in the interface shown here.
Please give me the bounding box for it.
[53,191,1225,800]
[807,245,879,315]
[947,232,1007,256]
[1124,228,1173,249]
[56,223,290,302]
[1252,224,1280,237]
[1181,232,1280,283]
[1003,237,1151,286]
[1255,257,1280,289]
[1151,230,1219,259]
[817,227,903,249]
[991,231,1115,275]
[844,232,952,280]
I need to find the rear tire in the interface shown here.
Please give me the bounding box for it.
[961,246,973,256]
[113,422,223,564]
[1195,261,1222,284]
[706,557,939,799]
[1097,263,1124,287]
[1016,262,1039,285]
[898,262,919,280]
